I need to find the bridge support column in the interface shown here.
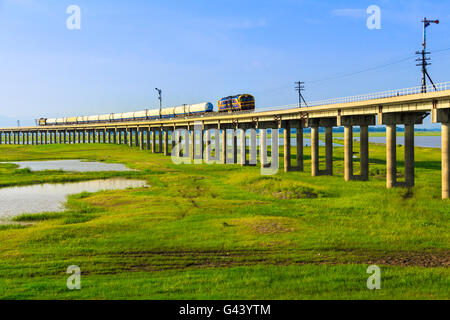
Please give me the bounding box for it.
[145,129,150,150]
[240,129,246,166]
[360,126,369,181]
[260,129,268,168]
[311,126,319,177]
[130,129,134,147]
[221,129,227,164]
[150,130,155,153]
[205,129,211,162]
[442,122,449,199]
[284,123,291,172]
[249,128,257,166]
[200,130,205,161]
[344,125,353,181]
[164,130,169,156]
[325,127,333,175]
[231,130,237,164]
[158,130,163,153]
[404,123,415,187]
[139,129,144,150]
[190,130,195,161]
[171,130,176,152]
[386,125,397,189]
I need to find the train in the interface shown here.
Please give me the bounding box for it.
[38,94,255,126]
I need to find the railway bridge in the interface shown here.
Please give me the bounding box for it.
[1,83,450,199]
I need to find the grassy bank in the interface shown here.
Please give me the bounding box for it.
[0,142,448,299]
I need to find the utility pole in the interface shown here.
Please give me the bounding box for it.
[416,17,439,93]
[295,81,308,107]
[17,120,20,127]
[155,88,162,119]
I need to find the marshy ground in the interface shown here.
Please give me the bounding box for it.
[0,137,448,299]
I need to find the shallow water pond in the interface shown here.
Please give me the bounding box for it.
[0,178,148,219]
[3,160,135,172]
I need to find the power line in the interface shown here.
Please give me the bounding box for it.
[253,47,450,96]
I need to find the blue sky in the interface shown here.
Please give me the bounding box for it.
[0,0,449,127]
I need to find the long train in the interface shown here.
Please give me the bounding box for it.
[39,94,255,126]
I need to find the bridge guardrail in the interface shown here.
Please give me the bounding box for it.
[256,81,450,113]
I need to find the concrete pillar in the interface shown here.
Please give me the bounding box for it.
[386,125,397,189]
[240,129,246,166]
[190,130,195,161]
[139,128,144,150]
[260,129,267,168]
[284,124,291,172]
[13,132,17,145]
[221,129,227,164]
[159,130,163,153]
[295,125,303,171]
[205,130,211,162]
[128,129,132,147]
[404,123,415,187]
[171,130,176,151]
[113,130,117,144]
[231,129,237,164]
[183,130,189,158]
[442,123,449,199]
[146,129,151,151]
[199,130,204,160]
[151,130,156,153]
[44,131,48,144]
[344,126,353,181]
[360,125,369,181]
[325,127,333,175]
[164,130,169,156]
[311,126,319,177]
[250,129,257,166]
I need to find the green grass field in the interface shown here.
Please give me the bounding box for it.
[0,139,448,300]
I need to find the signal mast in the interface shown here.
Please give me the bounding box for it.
[416,17,439,93]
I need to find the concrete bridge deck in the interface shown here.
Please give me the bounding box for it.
[1,85,450,199]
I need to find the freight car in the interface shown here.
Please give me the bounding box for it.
[39,94,255,126]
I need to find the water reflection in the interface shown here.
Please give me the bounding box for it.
[3,160,134,172]
[0,178,148,218]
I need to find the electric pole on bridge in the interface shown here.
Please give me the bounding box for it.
[416,17,439,93]
[295,81,308,108]
[155,88,162,119]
